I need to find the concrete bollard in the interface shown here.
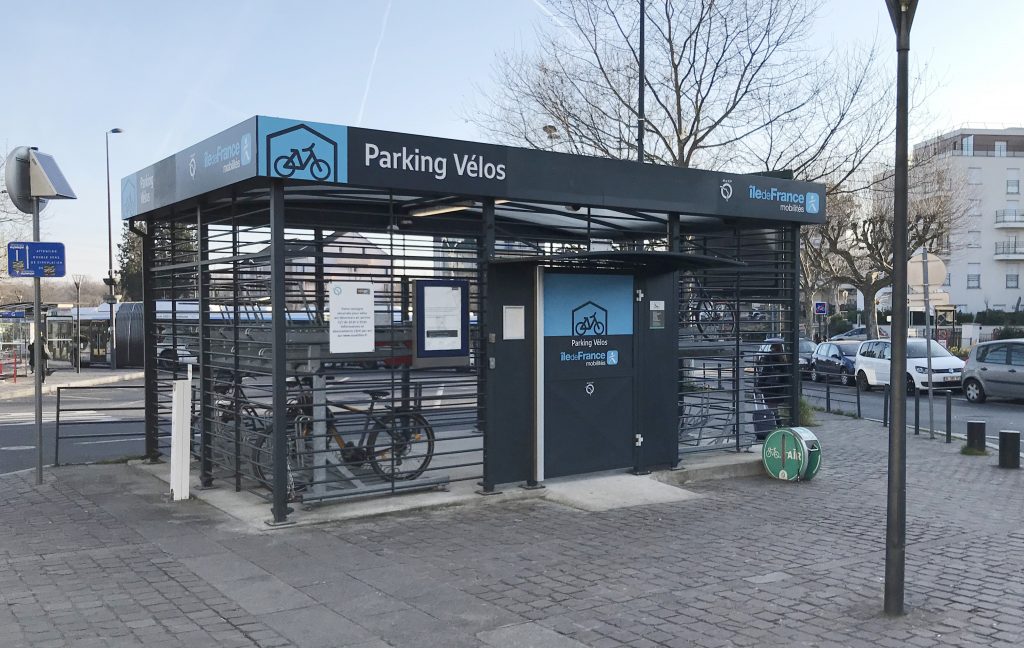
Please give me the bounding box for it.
[966,420,986,452]
[998,430,1020,469]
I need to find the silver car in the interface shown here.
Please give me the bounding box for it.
[962,338,1024,403]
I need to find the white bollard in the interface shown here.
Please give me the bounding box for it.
[170,375,191,501]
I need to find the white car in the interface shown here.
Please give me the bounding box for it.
[854,339,964,392]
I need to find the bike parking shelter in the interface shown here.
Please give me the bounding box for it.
[123,116,825,523]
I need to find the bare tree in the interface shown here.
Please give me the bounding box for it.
[805,158,972,338]
[471,0,894,186]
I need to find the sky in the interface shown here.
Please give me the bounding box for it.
[4,0,1024,279]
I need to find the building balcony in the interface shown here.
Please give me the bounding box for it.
[994,210,1024,229]
[994,240,1024,260]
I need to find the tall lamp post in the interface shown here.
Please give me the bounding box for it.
[72,274,85,374]
[105,128,123,370]
[883,0,918,617]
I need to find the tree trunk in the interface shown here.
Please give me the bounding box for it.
[862,285,880,339]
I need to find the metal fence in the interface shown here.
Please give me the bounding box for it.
[677,225,801,454]
[54,385,150,465]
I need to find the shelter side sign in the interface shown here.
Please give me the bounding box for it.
[328,282,375,354]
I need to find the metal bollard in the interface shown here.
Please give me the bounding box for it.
[945,390,952,444]
[717,364,722,390]
[914,386,920,435]
[825,375,831,413]
[998,430,1020,469]
[882,385,890,427]
[966,420,986,451]
[856,380,862,419]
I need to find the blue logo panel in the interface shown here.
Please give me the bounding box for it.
[258,117,348,184]
[544,274,633,337]
[806,192,820,214]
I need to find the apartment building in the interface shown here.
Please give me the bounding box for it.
[914,128,1024,313]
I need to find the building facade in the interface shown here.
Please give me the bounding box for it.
[914,128,1024,314]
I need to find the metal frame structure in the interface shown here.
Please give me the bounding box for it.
[126,117,822,523]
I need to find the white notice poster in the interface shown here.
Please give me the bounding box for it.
[329,281,375,354]
[423,285,463,351]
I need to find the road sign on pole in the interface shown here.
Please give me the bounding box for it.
[814,302,827,316]
[7,242,66,278]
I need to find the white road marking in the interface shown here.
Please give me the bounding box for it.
[0,446,35,451]
[76,439,137,446]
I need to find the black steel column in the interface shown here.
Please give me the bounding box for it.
[232,197,242,491]
[884,0,917,618]
[198,204,213,487]
[478,199,496,445]
[313,227,326,324]
[142,218,160,462]
[788,224,801,425]
[269,181,290,524]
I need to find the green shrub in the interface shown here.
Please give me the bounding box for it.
[798,397,818,427]
[995,326,1024,340]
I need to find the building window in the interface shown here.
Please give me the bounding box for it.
[996,141,1007,157]
[1009,169,1020,194]
[967,275,981,289]
[942,273,951,287]
[963,135,974,156]
[967,230,982,248]
[1008,274,1020,289]
[968,167,982,185]
[970,199,981,216]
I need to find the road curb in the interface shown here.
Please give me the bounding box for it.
[0,371,145,401]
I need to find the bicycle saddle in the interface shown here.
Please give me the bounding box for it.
[365,390,390,401]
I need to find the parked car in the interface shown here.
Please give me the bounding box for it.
[961,338,1024,403]
[809,340,860,386]
[755,337,816,378]
[854,338,964,392]
[830,326,890,342]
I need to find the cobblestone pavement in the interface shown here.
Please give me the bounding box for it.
[2,413,1023,647]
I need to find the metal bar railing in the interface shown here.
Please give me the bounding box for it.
[54,384,150,466]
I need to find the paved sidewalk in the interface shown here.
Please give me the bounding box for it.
[2,414,1023,647]
[0,368,144,400]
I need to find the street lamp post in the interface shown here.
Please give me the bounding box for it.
[105,128,123,370]
[637,0,645,162]
[883,0,918,618]
[72,274,85,374]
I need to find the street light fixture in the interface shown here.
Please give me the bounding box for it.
[105,128,123,370]
[71,274,85,374]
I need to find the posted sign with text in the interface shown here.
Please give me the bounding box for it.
[329,281,375,354]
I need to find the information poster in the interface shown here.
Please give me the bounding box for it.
[422,285,463,351]
[415,280,469,359]
[329,281,375,354]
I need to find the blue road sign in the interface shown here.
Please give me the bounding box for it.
[7,242,66,278]
[814,301,827,316]
[0,311,26,318]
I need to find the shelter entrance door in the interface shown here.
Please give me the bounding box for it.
[542,272,635,478]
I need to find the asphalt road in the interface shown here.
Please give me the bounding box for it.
[0,381,147,474]
[802,377,1024,442]
[4,372,1020,476]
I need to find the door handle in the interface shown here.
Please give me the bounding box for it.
[1010,368,1018,373]
[980,367,987,371]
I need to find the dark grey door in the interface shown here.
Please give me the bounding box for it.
[543,272,634,478]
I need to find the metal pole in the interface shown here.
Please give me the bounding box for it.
[922,249,935,439]
[637,0,645,162]
[106,131,117,370]
[884,0,917,618]
[75,281,81,373]
[269,180,290,524]
[33,197,43,486]
[945,390,952,444]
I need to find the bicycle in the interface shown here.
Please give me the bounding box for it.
[273,143,332,180]
[574,313,606,336]
[680,278,735,339]
[250,377,436,498]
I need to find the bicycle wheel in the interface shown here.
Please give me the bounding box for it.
[273,155,296,178]
[250,428,272,486]
[310,158,331,181]
[367,412,435,481]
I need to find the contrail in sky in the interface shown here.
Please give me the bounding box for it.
[358,0,393,127]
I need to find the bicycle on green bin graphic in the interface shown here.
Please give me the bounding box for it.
[273,143,332,180]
